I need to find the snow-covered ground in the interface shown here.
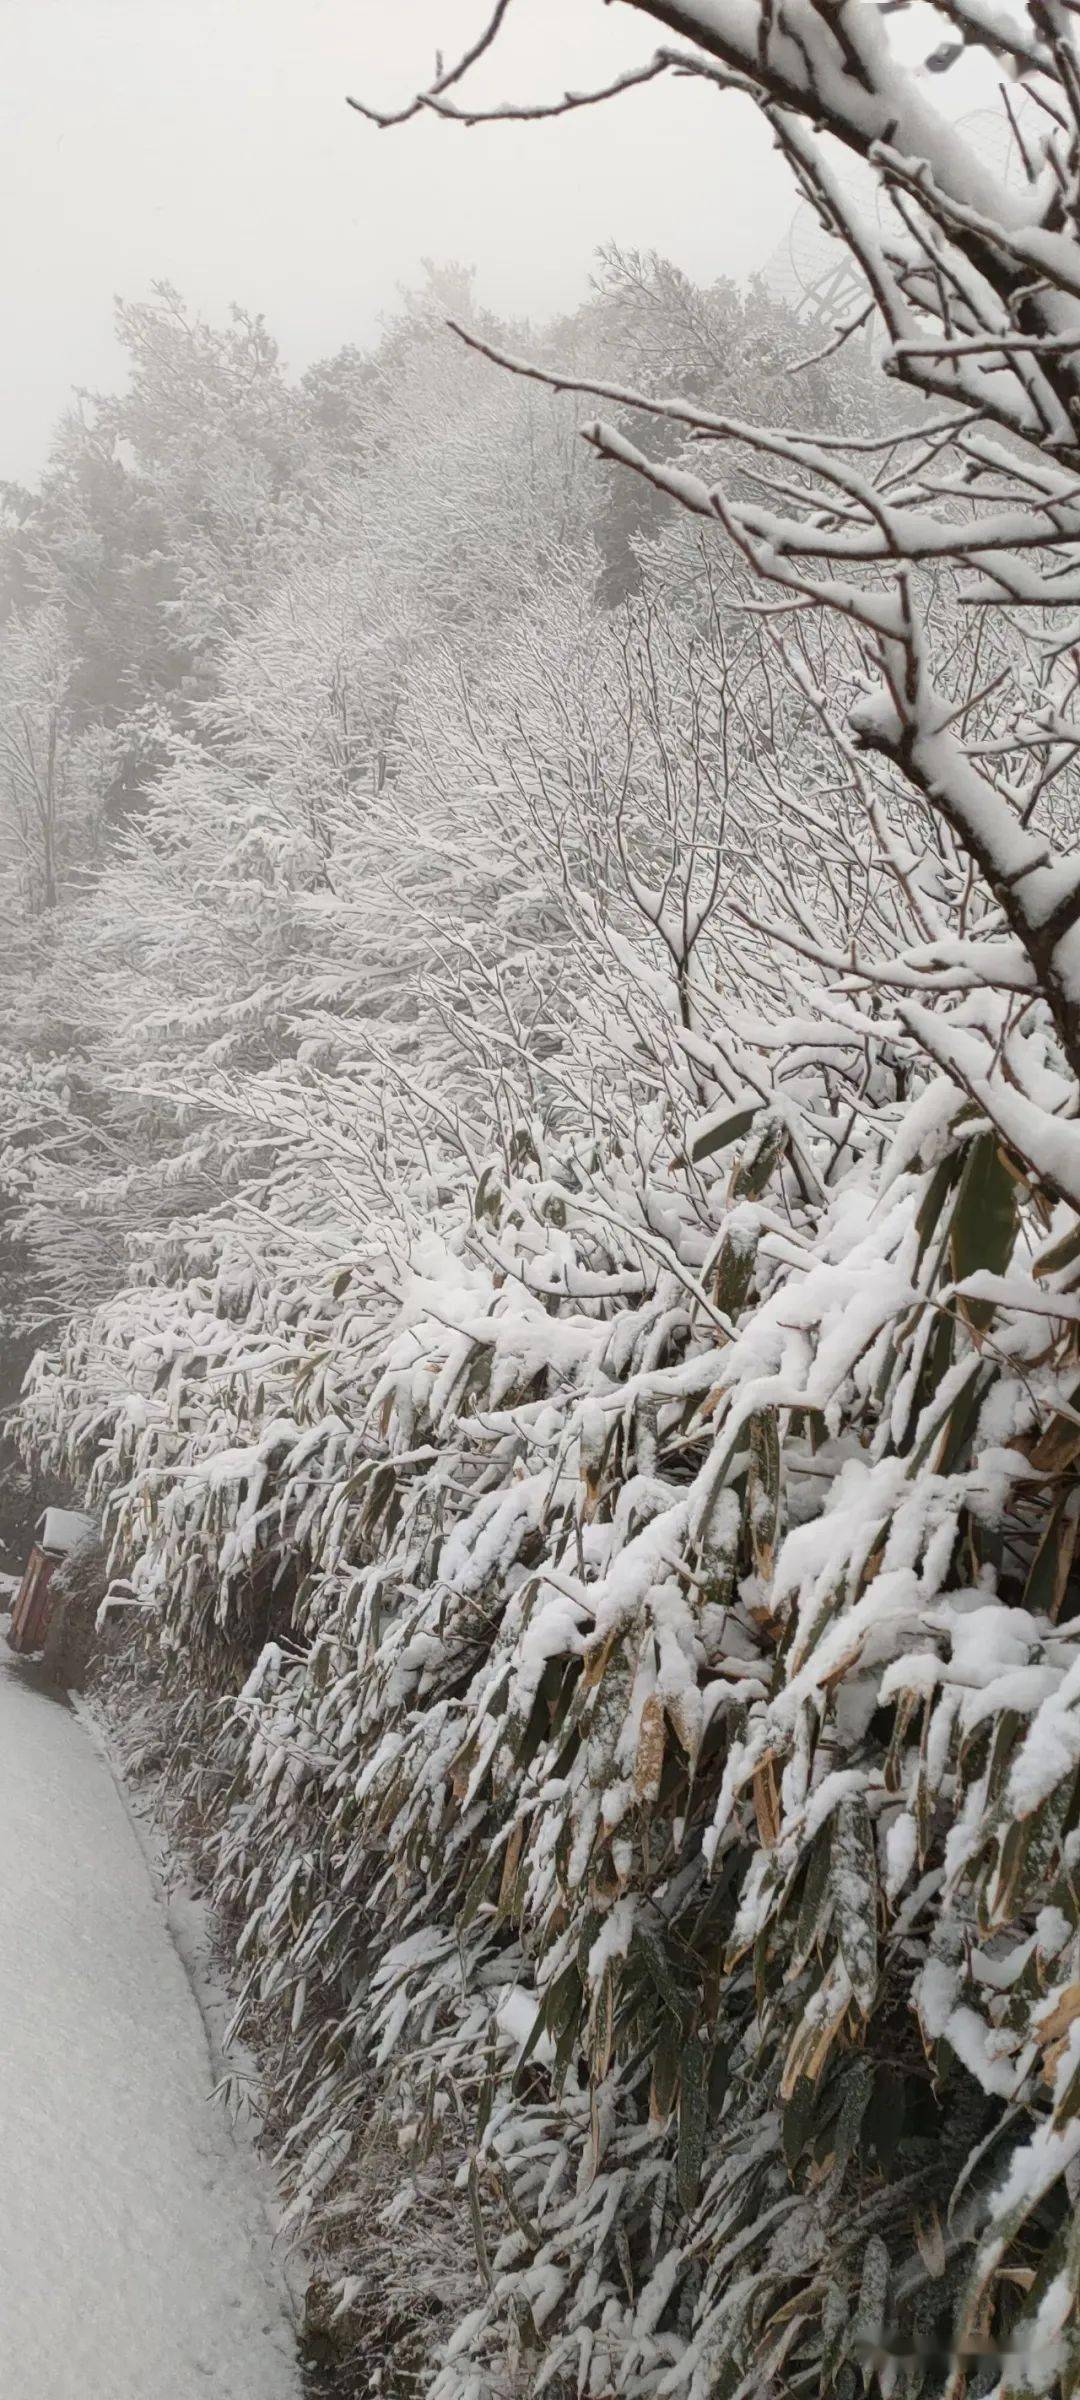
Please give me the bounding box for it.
[0,1637,303,2399]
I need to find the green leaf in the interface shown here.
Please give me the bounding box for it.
[832,1795,878,2015]
[712,1226,758,1317]
[707,2039,729,2125]
[937,1359,993,1477]
[685,1103,760,1168]
[459,1849,499,1928]
[472,1162,503,1227]
[782,2073,817,2172]
[948,1132,1020,1327]
[650,2016,681,2124]
[634,1926,693,2027]
[1023,1496,1079,1622]
[830,2054,875,2174]
[790,1820,834,1975]
[821,2282,850,2391]
[475,2031,498,2142]
[467,2159,493,2289]
[576,1905,604,1981]
[862,2065,904,2176]
[730,1111,788,1203]
[747,1408,782,1582]
[900,1309,956,1458]
[913,1147,963,1270]
[854,2233,890,2351]
[1033,1215,1080,1283]
[509,1124,539,1170]
[542,1958,582,2040]
[677,2037,708,2215]
[590,1960,616,2080]
[552,2002,583,2095]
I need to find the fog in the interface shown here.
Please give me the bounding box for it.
[1,0,798,480]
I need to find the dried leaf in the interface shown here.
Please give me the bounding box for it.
[752,1755,782,1848]
[634,1690,666,1803]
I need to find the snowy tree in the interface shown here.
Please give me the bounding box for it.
[0,603,84,915]
[359,5,1080,1106]
[578,242,888,600]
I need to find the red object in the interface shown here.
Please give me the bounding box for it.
[7,1511,94,1656]
[9,1545,61,1654]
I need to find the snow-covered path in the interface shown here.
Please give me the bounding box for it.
[0,1647,302,2399]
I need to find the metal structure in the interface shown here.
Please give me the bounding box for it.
[763,99,1035,340]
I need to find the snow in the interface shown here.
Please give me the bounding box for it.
[38,1508,95,1557]
[883,1810,917,1901]
[495,1988,555,2066]
[1006,1654,1080,1817]
[12,72,1080,2388]
[586,1896,637,1983]
[902,1006,1080,1210]
[0,1644,301,2400]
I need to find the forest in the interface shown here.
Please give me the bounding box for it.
[4,3,1080,2395]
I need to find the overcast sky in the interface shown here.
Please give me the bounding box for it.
[0,0,805,483]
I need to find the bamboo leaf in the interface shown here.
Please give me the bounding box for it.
[729,1111,788,1203]
[467,2159,493,2290]
[1023,1497,1079,1621]
[684,1102,760,1167]
[634,1690,666,1803]
[832,1794,878,2016]
[782,2073,817,2172]
[948,1132,1019,1329]
[677,2037,708,2215]
[820,2282,849,2391]
[747,1407,783,1585]
[650,2015,681,2126]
